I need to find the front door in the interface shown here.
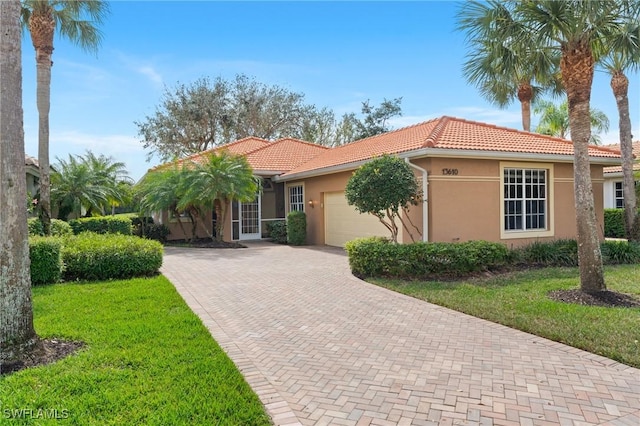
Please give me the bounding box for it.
[239,196,261,240]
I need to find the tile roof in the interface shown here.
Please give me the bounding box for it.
[245,138,329,172]
[602,141,640,174]
[283,116,622,177]
[151,136,328,174]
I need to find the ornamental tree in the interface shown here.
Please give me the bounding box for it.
[345,155,421,243]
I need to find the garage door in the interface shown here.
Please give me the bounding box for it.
[324,191,397,247]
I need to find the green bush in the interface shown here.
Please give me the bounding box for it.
[266,220,287,244]
[601,240,640,264]
[604,208,626,238]
[62,233,163,281]
[69,216,132,235]
[140,223,171,242]
[287,211,306,246]
[28,218,73,237]
[345,237,509,279]
[514,239,578,267]
[29,237,63,285]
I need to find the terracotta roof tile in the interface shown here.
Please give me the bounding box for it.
[150,137,271,171]
[284,116,622,177]
[150,136,327,174]
[245,138,329,172]
[603,141,640,174]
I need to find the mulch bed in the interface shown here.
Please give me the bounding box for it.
[1,338,84,376]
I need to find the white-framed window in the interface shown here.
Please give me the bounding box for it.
[288,185,304,212]
[500,162,554,239]
[615,182,624,209]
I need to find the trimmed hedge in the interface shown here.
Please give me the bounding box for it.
[62,233,163,281]
[345,237,509,279]
[604,208,626,238]
[266,220,287,244]
[287,211,306,246]
[512,239,578,267]
[346,237,640,279]
[69,216,132,235]
[27,218,73,237]
[29,237,63,285]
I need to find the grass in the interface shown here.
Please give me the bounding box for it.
[0,276,270,425]
[369,265,640,369]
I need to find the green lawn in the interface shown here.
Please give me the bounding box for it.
[0,276,270,425]
[370,265,640,368]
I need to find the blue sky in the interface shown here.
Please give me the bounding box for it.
[21,1,640,181]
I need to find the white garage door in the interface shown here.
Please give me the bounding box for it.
[324,191,397,247]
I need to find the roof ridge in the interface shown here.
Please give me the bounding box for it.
[273,137,330,150]
[333,117,441,149]
[422,116,450,147]
[441,115,624,154]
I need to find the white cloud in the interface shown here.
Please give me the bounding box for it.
[137,66,163,86]
[112,50,165,88]
[51,130,142,155]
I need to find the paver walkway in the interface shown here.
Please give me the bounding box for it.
[162,243,640,426]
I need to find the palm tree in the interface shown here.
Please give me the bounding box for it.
[51,154,109,220]
[457,1,562,132]
[1,0,39,370]
[20,0,109,235]
[179,151,259,242]
[136,167,194,242]
[534,100,610,144]
[459,1,639,293]
[81,151,131,215]
[600,44,640,241]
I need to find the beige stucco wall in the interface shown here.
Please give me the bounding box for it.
[297,157,606,248]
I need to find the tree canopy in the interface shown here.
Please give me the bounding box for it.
[345,155,421,243]
[136,74,403,161]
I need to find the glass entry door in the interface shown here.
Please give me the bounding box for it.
[239,196,261,240]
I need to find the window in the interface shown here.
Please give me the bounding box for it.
[288,185,304,212]
[615,182,624,209]
[503,168,547,231]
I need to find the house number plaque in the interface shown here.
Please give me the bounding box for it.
[441,168,459,175]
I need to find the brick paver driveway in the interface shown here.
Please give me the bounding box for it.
[162,243,640,426]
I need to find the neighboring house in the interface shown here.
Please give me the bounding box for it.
[601,141,640,209]
[25,154,39,197]
[152,116,622,247]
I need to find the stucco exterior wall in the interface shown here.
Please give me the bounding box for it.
[295,157,606,248]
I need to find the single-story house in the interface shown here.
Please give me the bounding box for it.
[152,116,622,248]
[602,141,640,209]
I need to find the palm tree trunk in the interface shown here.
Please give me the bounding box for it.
[517,82,533,132]
[36,55,52,234]
[611,71,638,241]
[0,0,39,369]
[561,41,605,293]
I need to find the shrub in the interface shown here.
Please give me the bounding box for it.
[515,239,578,267]
[141,224,171,242]
[29,237,63,285]
[28,218,73,237]
[345,237,509,279]
[62,233,163,281]
[50,219,73,236]
[287,211,306,246]
[69,216,132,235]
[27,217,44,236]
[266,220,287,244]
[601,240,640,264]
[604,208,626,238]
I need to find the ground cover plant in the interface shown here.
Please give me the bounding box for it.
[0,276,270,425]
[369,265,640,368]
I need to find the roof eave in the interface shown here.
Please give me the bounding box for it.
[274,148,622,182]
